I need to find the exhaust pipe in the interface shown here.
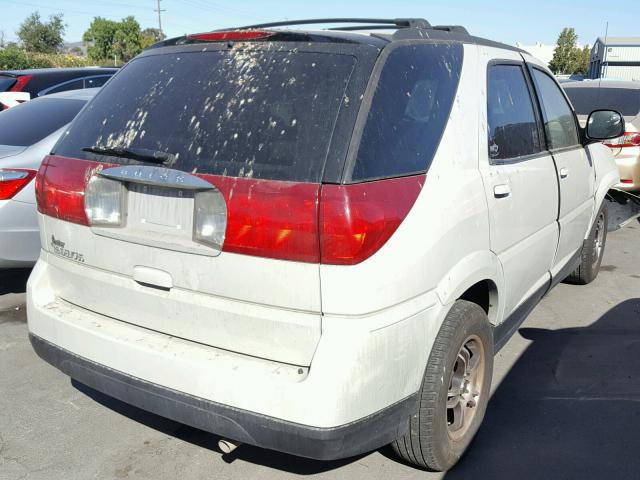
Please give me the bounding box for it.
[218,439,242,454]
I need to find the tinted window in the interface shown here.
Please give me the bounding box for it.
[0,98,86,146]
[349,43,463,181]
[564,87,640,117]
[46,79,84,95]
[84,75,111,88]
[55,50,356,182]
[0,76,16,92]
[532,69,580,150]
[487,65,541,161]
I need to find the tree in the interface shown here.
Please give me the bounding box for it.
[549,28,580,75]
[112,17,143,62]
[17,12,65,53]
[140,28,165,49]
[84,16,148,63]
[83,17,119,61]
[574,45,591,75]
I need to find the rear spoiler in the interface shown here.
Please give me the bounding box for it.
[607,189,640,231]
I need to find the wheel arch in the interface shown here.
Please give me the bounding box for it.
[435,250,505,325]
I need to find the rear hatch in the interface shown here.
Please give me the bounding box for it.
[39,39,375,365]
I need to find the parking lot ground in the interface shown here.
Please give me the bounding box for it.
[1,221,639,480]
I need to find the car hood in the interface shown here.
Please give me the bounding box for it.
[0,144,26,160]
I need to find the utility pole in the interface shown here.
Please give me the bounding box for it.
[154,0,165,37]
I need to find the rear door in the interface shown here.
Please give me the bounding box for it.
[45,43,371,366]
[528,66,595,272]
[480,54,559,317]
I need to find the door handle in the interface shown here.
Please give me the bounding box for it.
[494,184,511,198]
[560,167,569,178]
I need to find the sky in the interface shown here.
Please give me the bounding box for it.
[0,0,636,47]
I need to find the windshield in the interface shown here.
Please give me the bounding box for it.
[54,48,357,182]
[0,97,86,147]
[564,86,640,117]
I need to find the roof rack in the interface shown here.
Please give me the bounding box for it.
[237,18,431,30]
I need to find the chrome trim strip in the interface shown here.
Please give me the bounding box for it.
[98,165,214,190]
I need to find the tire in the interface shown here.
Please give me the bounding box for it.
[391,300,493,471]
[566,202,608,285]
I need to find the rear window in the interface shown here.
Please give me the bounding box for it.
[54,49,357,182]
[0,75,16,92]
[564,86,640,117]
[0,98,86,147]
[348,43,463,182]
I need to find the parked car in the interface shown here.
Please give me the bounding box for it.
[27,18,622,471]
[0,88,97,268]
[563,80,640,191]
[0,67,116,110]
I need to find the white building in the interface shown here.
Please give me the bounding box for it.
[588,37,640,81]
[515,42,556,66]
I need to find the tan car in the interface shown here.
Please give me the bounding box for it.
[564,80,640,192]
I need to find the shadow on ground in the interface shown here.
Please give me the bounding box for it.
[0,268,31,296]
[73,381,365,475]
[446,298,640,479]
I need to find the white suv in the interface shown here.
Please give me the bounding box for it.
[27,18,623,471]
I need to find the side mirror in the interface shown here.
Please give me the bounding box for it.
[586,109,625,141]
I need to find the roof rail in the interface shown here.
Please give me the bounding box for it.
[236,18,431,30]
[432,25,469,34]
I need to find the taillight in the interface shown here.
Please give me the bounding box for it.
[37,156,423,265]
[84,175,125,226]
[604,132,640,148]
[199,174,320,263]
[186,30,274,42]
[320,176,425,265]
[0,169,37,200]
[36,155,106,226]
[193,190,227,250]
[9,74,32,92]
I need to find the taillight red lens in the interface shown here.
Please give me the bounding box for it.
[320,176,425,265]
[199,174,320,263]
[9,74,33,92]
[36,155,108,226]
[37,156,423,265]
[0,169,37,200]
[604,132,640,148]
[186,30,274,42]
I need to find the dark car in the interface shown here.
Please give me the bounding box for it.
[0,67,117,110]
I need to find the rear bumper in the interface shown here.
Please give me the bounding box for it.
[30,333,416,460]
[27,255,445,459]
[614,153,640,191]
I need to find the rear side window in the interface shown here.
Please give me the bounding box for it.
[0,75,16,92]
[531,69,580,150]
[45,79,84,95]
[349,43,463,182]
[84,75,111,89]
[487,64,541,161]
[0,98,86,146]
[564,87,640,117]
[54,49,357,182]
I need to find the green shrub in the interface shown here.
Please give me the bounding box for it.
[0,48,98,70]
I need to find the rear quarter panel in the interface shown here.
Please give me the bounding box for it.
[320,44,501,319]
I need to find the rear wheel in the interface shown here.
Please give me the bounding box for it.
[566,203,608,285]
[392,300,493,471]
